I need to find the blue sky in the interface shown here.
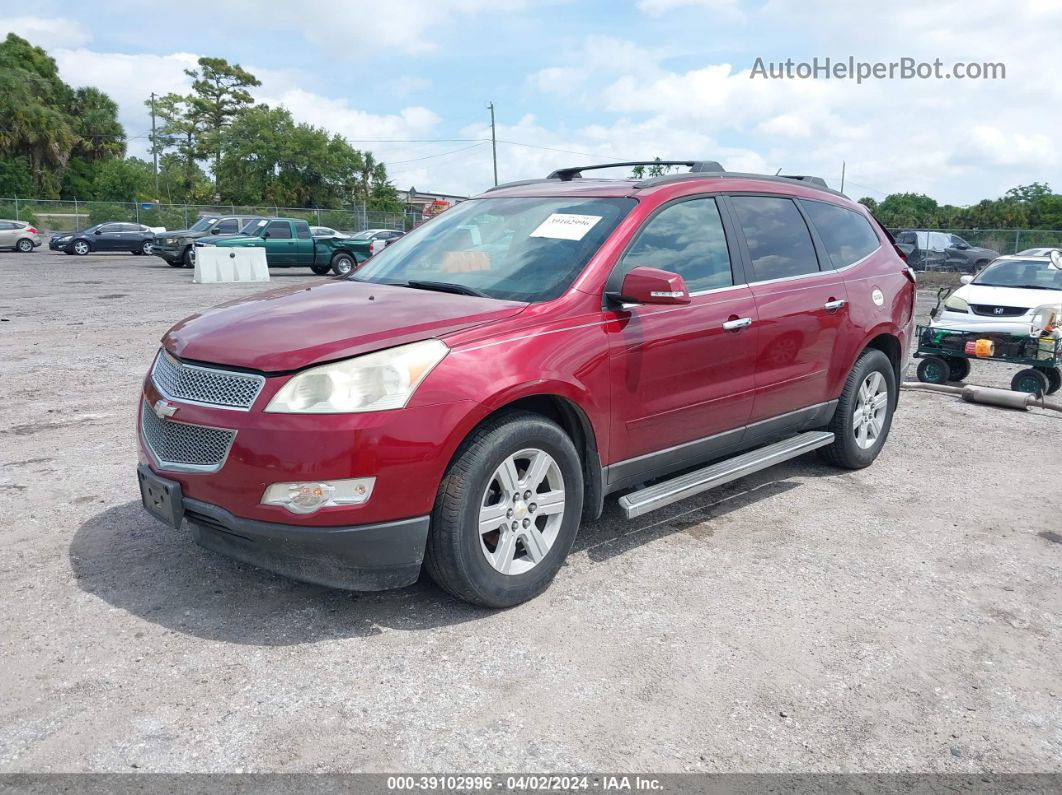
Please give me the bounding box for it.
[3,0,1059,204]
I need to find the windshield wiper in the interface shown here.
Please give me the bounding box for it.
[977,283,1050,289]
[405,280,488,298]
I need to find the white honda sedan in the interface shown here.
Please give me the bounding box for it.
[933,253,1062,335]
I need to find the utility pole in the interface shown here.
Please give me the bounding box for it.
[150,92,159,199]
[487,101,498,186]
[840,160,846,194]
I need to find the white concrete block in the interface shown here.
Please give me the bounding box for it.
[193,246,270,283]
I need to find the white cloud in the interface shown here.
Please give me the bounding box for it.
[0,16,91,48]
[636,0,744,18]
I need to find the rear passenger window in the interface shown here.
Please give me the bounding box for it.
[801,200,880,268]
[215,219,239,234]
[618,197,734,292]
[730,196,819,281]
[265,221,292,239]
[295,221,311,239]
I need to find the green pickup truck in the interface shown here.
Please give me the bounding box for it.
[193,218,372,275]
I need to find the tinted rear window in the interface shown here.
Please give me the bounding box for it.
[731,196,819,280]
[801,200,880,268]
[295,221,311,239]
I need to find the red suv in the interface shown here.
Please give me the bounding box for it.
[137,160,916,607]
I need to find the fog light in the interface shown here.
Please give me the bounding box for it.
[261,478,375,515]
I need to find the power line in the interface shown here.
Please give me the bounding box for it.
[383,141,489,166]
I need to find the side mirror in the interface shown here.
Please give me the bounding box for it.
[960,275,974,285]
[262,232,271,239]
[210,227,221,234]
[956,243,969,250]
[613,266,691,306]
[95,229,102,235]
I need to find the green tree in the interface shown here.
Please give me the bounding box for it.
[630,157,676,179]
[93,157,155,201]
[184,57,260,198]
[149,93,205,201]
[70,87,125,161]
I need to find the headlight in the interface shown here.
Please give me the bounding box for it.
[265,339,449,414]
[944,295,970,313]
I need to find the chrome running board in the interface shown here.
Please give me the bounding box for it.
[618,431,834,519]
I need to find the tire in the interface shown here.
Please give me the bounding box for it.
[181,246,194,268]
[310,263,332,275]
[330,252,356,276]
[943,356,971,382]
[916,356,950,385]
[168,259,185,268]
[15,238,33,253]
[1012,368,1049,396]
[424,411,583,608]
[1038,367,1062,396]
[132,248,141,255]
[819,348,897,470]
[72,239,90,256]
[140,240,153,255]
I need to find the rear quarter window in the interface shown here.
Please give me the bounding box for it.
[801,200,881,268]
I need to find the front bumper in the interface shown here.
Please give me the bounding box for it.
[139,464,429,590]
[152,243,186,262]
[49,239,70,251]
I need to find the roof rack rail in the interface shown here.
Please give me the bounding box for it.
[778,175,829,188]
[547,160,725,182]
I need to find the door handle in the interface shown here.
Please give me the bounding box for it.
[722,317,753,331]
[824,299,847,311]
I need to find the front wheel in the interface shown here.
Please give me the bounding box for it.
[1012,368,1048,396]
[819,348,897,470]
[424,411,583,608]
[330,252,356,276]
[181,246,194,268]
[16,238,33,253]
[72,240,90,256]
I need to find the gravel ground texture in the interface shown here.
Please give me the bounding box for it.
[0,250,1059,773]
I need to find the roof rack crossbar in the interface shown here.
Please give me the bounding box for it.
[547,160,725,182]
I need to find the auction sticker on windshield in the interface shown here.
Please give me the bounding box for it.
[529,213,602,241]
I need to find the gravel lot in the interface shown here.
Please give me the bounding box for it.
[1,250,1060,773]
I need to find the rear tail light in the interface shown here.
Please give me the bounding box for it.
[903,266,917,284]
[27,227,38,234]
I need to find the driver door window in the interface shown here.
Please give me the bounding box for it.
[617,198,735,293]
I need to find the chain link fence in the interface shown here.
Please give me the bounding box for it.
[0,197,412,235]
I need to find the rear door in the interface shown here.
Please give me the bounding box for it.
[608,196,758,473]
[263,220,296,265]
[0,222,15,248]
[293,220,315,266]
[726,194,849,425]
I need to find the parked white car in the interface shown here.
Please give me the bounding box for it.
[309,226,351,238]
[933,253,1062,336]
[352,228,405,255]
[1015,247,1061,257]
[0,219,42,252]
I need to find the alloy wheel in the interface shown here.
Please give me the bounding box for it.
[478,448,566,575]
[853,371,888,449]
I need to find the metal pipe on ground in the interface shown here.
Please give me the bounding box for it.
[900,381,1062,413]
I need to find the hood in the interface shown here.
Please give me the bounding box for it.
[201,234,252,245]
[161,228,208,240]
[956,283,1062,309]
[163,279,527,372]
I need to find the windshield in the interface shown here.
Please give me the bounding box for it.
[189,217,219,232]
[974,259,1062,289]
[352,197,636,302]
[351,230,375,240]
[241,219,267,235]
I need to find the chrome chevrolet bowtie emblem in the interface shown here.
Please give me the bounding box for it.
[153,400,177,419]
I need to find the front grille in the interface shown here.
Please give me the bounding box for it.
[151,350,264,410]
[140,401,236,472]
[970,305,1027,317]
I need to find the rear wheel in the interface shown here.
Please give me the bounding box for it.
[139,240,153,255]
[310,263,332,275]
[424,411,583,608]
[15,238,33,253]
[819,348,896,470]
[1038,367,1062,395]
[330,252,356,276]
[943,356,971,382]
[917,356,950,385]
[1012,368,1049,396]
